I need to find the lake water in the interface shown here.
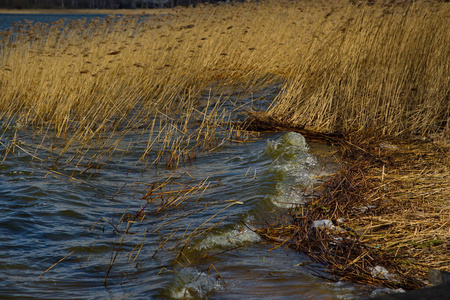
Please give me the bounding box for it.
[0,13,375,299]
[0,13,109,32]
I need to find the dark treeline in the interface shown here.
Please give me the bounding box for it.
[0,0,240,9]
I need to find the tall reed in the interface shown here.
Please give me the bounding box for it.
[1,0,448,171]
[263,1,449,139]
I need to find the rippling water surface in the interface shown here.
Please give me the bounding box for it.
[0,14,374,300]
[0,128,372,299]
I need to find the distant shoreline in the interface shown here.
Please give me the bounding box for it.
[0,8,169,15]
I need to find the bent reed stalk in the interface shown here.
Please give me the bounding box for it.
[259,1,449,139]
[1,0,448,288]
[1,0,448,170]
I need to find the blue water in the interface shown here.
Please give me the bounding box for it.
[0,13,374,299]
[0,13,110,32]
[0,126,371,299]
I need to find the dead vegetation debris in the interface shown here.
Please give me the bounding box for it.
[256,135,449,290]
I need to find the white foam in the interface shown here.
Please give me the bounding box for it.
[280,131,309,151]
[272,182,308,208]
[265,132,310,161]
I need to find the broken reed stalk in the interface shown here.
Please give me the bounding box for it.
[2,0,448,288]
[141,171,210,212]
[83,172,233,281]
[257,137,449,290]
[1,5,272,171]
[2,0,448,172]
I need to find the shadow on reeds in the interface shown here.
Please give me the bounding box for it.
[1,0,449,292]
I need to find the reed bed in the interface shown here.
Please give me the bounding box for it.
[1,0,449,290]
[253,0,449,140]
[2,0,447,168]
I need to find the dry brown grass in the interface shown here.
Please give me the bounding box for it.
[254,0,449,140]
[346,140,450,275]
[257,137,449,289]
[2,0,447,158]
[1,0,449,288]
[1,1,301,167]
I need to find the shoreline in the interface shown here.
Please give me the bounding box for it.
[256,131,449,291]
[1,0,448,296]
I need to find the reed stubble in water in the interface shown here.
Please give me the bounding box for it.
[1,0,448,160]
[1,0,449,290]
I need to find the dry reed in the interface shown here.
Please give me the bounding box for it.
[2,0,448,169]
[257,137,449,290]
[1,0,449,289]
[252,0,449,140]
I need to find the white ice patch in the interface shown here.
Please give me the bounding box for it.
[170,268,225,299]
[196,225,261,251]
[379,142,398,150]
[312,219,336,230]
[370,265,393,280]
